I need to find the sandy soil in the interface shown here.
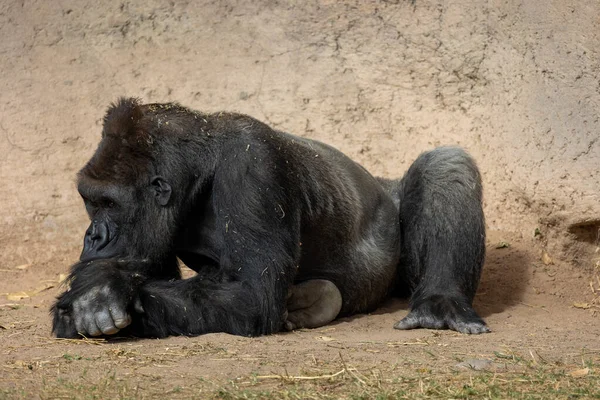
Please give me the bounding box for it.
[1,230,599,397]
[0,0,599,397]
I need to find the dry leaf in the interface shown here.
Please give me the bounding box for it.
[15,264,31,270]
[316,336,336,342]
[33,283,55,294]
[0,304,21,309]
[542,251,553,265]
[5,282,55,301]
[573,303,591,309]
[6,292,30,301]
[568,368,589,377]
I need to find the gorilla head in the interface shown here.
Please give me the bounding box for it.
[76,98,209,264]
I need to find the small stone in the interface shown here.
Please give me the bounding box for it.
[455,359,493,371]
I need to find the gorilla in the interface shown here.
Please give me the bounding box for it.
[52,98,489,338]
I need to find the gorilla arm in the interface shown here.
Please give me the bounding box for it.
[53,250,296,338]
[51,259,168,338]
[129,194,301,337]
[129,276,272,337]
[129,231,298,337]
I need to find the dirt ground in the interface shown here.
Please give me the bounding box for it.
[1,231,599,398]
[1,0,599,398]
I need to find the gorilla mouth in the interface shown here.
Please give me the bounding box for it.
[80,236,119,262]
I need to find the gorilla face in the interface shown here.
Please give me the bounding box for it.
[74,99,194,267]
[78,175,173,262]
[78,179,135,262]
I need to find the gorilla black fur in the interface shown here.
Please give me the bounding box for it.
[52,98,489,338]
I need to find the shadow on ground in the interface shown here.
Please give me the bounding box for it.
[336,242,531,327]
[476,245,530,317]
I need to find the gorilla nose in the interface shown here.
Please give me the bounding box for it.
[81,220,110,261]
[89,220,106,240]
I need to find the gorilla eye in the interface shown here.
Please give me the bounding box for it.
[99,198,116,209]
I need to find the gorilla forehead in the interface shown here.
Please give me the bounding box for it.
[82,98,156,185]
[82,97,213,185]
[78,138,154,185]
[102,97,195,141]
[102,97,145,141]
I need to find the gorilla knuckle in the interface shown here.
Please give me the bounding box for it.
[113,315,132,329]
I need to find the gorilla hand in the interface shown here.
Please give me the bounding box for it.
[52,259,148,338]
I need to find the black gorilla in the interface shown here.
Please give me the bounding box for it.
[52,98,489,338]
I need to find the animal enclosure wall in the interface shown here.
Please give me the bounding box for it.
[0,0,598,267]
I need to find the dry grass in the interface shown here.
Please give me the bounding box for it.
[2,349,599,400]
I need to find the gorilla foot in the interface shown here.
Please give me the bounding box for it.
[285,279,342,331]
[394,295,490,334]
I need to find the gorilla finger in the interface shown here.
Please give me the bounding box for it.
[95,310,119,335]
[83,315,102,337]
[74,313,87,337]
[71,301,83,330]
[450,321,491,335]
[108,305,131,329]
[54,310,77,338]
[393,315,420,330]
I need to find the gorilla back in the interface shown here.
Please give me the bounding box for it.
[52,98,488,339]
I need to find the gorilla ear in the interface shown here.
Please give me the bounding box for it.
[150,176,172,206]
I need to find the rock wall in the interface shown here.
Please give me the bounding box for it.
[0,0,598,266]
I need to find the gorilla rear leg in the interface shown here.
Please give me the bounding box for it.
[394,147,489,334]
[284,279,342,331]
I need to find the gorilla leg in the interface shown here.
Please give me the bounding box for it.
[394,147,489,334]
[284,280,342,331]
